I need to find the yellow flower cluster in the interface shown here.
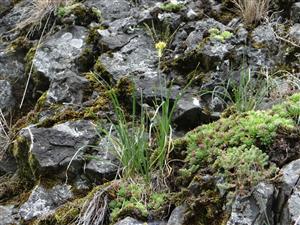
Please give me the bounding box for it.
[155,41,167,58]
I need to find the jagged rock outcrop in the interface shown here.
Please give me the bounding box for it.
[19,184,73,221]
[0,0,299,224]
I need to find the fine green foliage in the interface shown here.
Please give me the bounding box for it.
[214,145,275,190]
[208,28,233,43]
[159,2,185,12]
[100,86,150,181]
[150,92,179,171]
[109,182,167,222]
[95,76,183,182]
[203,67,269,112]
[180,93,300,192]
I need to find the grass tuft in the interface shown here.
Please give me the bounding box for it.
[231,0,270,25]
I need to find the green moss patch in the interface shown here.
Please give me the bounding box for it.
[159,2,185,12]
[109,181,169,223]
[178,93,300,193]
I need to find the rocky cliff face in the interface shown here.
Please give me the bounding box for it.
[0,0,300,225]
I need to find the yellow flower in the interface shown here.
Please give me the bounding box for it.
[155,41,167,57]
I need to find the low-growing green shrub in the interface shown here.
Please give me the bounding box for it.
[109,182,167,222]
[208,28,233,43]
[159,2,185,12]
[179,93,300,192]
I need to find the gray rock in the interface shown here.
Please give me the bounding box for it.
[115,217,144,225]
[157,12,182,30]
[167,205,187,225]
[285,190,300,225]
[174,90,220,130]
[84,0,132,22]
[0,45,25,112]
[0,44,25,82]
[96,16,138,51]
[289,23,300,43]
[33,26,88,81]
[277,159,300,225]
[99,32,166,99]
[252,24,276,43]
[173,18,234,71]
[291,2,300,23]
[185,18,229,52]
[227,182,275,225]
[186,9,198,20]
[97,29,135,50]
[47,70,89,105]
[20,120,97,178]
[282,159,300,189]
[115,217,166,225]
[0,0,32,39]
[0,205,20,225]
[0,0,12,14]
[236,46,276,70]
[0,154,17,175]
[251,24,277,50]
[19,184,73,221]
[200,39,234,70]
[85,137,119,182]
[0,80,14,112]
[234,26,248,44]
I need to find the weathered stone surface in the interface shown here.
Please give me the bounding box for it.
[0,80,14,112]
[0,205,20,225]
[289,23,300,43]
[251,24,277,49]
[47,70,89,105]
[115,217,166,225]
[167,205,187,225]
[85,137,119,183]
[0,0,12,15]
[227,182,275,225]
[0,44,25,82]
[33,26,88,81]
[19,184,73,221]
[84,0,132,22]
[0,0,31,38]
[277,159,300,225]
[291,2,300,23]
[174,90,220,130]
[185,18,229,52]
[20,120,97,177]
[99,32,166,99]
[0,154,17,175]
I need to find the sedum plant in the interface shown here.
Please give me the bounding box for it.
[180,93,300,192]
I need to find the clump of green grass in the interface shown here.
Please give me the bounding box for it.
[203,67,269,113]
[95,75,183,183]
[99,82,151,182]
[231,0,270,25]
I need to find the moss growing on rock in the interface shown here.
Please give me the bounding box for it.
[12,136,36,185]
[109,181,169,223]
[178,93,300,193]
[57,3,102,26]
[159,2,185,12]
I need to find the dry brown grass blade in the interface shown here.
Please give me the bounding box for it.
[231,0,270,25]
[76,184,115,225]
[0,109,12,159]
